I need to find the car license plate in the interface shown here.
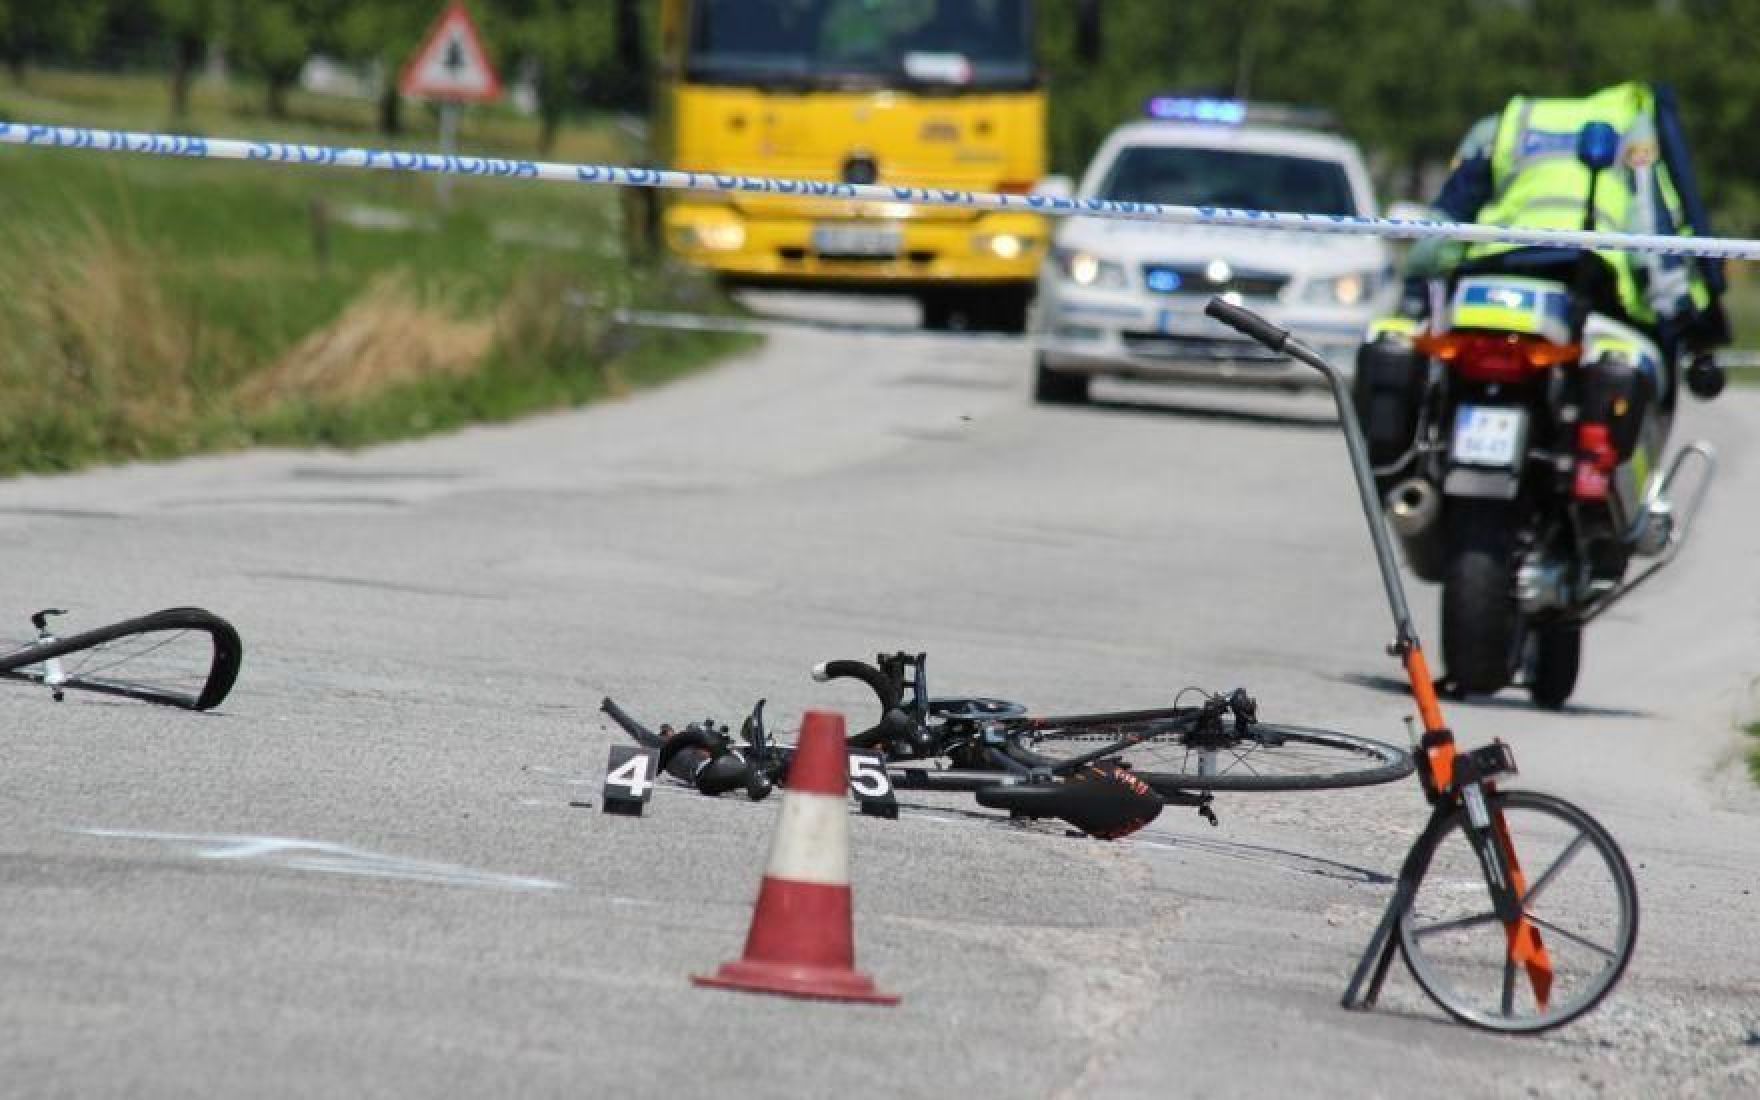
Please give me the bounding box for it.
[1451,405,1527,467]
[812,223,901,258]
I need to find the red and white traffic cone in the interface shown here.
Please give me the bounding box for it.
[692,708,899,1004]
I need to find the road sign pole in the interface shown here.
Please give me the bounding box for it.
[400,1,503,209]
[437,101,460,207]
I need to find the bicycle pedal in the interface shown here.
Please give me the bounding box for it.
[1198,804,1219,827]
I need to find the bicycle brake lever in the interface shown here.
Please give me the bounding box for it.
[30,609,67,633]
[741,698,769,754]
[1227,688,1258,733]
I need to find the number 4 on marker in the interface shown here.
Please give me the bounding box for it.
[603,745,657,816]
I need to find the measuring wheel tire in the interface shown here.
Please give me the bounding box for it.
[1396,789,1638,1033]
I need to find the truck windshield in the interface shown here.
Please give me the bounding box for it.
[1097,147,1360,218]
[687,0,1034,91]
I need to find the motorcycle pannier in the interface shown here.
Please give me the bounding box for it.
[1352,333,1427,468]
[1579,354,1654,460]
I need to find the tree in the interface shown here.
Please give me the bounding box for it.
[231,0,336,118]
[0,0,108,84]
[334,0,434,135]
[488,0,611,154]
[153,0,226,118]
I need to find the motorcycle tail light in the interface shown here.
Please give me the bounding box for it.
[1573,464,1611,501]
[1414,332,1580,384]
[1573,422,1617,501]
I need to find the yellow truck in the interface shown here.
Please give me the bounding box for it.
[654,0,1085,331]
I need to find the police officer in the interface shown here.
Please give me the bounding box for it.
[1413,82,1730,401]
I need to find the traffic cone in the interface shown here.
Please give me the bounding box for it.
[692,708,899,1004]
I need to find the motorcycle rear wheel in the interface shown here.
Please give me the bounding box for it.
[1441,501,1520,696]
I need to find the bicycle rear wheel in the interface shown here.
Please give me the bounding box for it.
[0,608,242,711]
[1005,712,1412,793]
[1397,789,1637,1033]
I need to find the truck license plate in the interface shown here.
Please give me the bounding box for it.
[1451,405,1527,467]
[812,223,901,258]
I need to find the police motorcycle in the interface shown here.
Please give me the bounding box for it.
[1352,122,1716,708]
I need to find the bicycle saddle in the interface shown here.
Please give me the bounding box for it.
[976,762,1163,840]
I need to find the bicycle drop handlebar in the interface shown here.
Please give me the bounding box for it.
[812,659,901,711]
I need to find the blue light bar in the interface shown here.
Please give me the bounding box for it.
[1146,268,1184,292]
[1145,97,1247,125]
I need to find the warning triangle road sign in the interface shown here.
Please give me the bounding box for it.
[400,2,503,103]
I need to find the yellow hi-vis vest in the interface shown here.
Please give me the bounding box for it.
[1470,82,1704,326]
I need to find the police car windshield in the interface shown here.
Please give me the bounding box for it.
[1097,146,1358,217]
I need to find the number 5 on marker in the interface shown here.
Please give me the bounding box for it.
[848,750,898,819]
[603,744,657,816]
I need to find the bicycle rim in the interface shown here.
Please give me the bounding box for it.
[1006,717,1412,792]
[0,609,242,711]
[1397,789,1638,1034]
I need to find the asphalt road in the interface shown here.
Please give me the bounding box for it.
[3,297,1757,1098]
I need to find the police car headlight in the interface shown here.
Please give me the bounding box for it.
[1304,270,1382,306]
[1055,247,1127,288]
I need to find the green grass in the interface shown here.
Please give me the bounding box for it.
[1745,721,1760,785]
[0,70,746,475]
[1722,263,1760,343]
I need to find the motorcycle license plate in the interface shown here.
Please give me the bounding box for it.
[1451,405,1527,467]
[812,223,901,258]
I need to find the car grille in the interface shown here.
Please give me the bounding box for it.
[1141,263,1288,299]
[1120,332,1289,363]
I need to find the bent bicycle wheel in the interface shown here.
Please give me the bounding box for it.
[1397,789,1637,1033]
[1005,714,1412,793]
[0,607,243,711]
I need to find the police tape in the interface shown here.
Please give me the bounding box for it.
[4,119,1760,261]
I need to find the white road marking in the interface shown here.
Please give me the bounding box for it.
[75,828,566,892]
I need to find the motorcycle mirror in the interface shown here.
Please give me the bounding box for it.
[1576,122,1620,172]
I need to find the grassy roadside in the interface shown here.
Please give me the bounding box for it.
[1745,722,1760,785]
[0,70,749,475]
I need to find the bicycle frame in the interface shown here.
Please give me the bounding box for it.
[1201,299,1558,1015]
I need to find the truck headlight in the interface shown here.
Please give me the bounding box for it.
[978,233,1027,260]
[675,221,746,252]
[1304,270,1385,306]
[1054,247,1126,288]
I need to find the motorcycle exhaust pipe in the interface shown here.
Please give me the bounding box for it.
[1385,478,1441,539]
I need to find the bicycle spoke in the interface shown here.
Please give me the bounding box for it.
[1520,831,1588,909]
[1412,910,1500,938]
[66,631,189,679]
[1524,913,1618,960]
[1501,956,1517,1017]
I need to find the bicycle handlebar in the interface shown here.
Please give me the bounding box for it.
[812,659,902,711]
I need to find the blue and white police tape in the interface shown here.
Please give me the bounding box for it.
[4,119,1760,261]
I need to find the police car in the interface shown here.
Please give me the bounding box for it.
[1033,98,1399,403]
